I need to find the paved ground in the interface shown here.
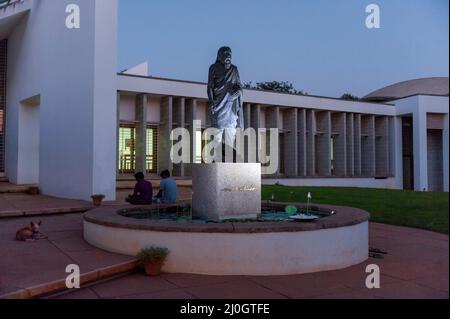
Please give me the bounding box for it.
[51,222,449,299]
[0,185,192,218]
[1,211,447,299]
[0,186,192,297]
[0,213,135,296]
[0,193,92,217]
[0,185,448,299]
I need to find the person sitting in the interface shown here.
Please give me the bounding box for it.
[126,172,153,205]
[154,170,177,204]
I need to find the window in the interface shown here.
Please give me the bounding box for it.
[118,125,136,174]
[146,127,158,173]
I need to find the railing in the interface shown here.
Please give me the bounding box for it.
[119,155,158,174]
[119,155,135,174]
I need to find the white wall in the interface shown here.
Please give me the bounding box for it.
[147,96,160,123]
[119,95,135,122]
[17,98,39,184]
[444,114,449,192]
[6,0,118,200]
[393,95,449,192]
[85,220,369,276]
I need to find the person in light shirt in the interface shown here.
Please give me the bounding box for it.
[154,170,177,204]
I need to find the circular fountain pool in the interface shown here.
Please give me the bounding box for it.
[84,202,369,276]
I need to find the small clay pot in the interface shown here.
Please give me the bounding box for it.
[144,262,163,276]
[27,187,40,195]
[91,196,105,206]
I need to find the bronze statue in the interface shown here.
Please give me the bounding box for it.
[207,47,244,161]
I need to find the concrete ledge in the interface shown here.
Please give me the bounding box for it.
[0,260,138,299]
[0,206,91,219]
[84,202,369,275]
[84,203,369,233]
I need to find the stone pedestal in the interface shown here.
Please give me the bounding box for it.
[192,163,261,221]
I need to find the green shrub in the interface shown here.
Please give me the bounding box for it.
[136,247,170,264]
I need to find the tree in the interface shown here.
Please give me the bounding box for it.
[341,93,359,101]
[244,81,307,96]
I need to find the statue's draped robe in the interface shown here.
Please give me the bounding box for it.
[208,63,244,129]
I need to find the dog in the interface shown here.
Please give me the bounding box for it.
[16,221,48,242]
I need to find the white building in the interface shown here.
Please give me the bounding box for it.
[0,0,448,201]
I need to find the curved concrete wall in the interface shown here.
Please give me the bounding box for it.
[84,221,369,276]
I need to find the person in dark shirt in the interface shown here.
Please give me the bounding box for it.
[126,172,153,205]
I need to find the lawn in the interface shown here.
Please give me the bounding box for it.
[261,185,449,234]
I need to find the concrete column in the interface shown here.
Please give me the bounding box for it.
[158,96,173,174]
[283,108,298,177]
[331,112,347,177]
[251,104,261,164]
[391,116,403,188]
[116,92,121,176]
[354,114,362,176]
[306,109,316,176]
[346,113,354,176]
[135,94,148,175]
[413,109,429,191]
[375,116,390,177]
[316,111,332,176]
[184,98,197,176]
[244,103,252,129]
[298,109,307,176]
[172,97,185,177]
[443,113,449,192]
[361,115,376,177]
[265,107,280,176]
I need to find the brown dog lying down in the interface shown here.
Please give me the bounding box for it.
[16,221,48,242]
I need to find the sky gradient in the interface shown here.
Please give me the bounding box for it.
[118,0,449,98]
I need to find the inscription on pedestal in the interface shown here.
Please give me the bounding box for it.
[192,163,261,221]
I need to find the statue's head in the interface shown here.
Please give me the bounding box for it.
[216,47,232,67]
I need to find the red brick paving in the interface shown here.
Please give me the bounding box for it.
[0,214,133,297]
[0,206,448,299]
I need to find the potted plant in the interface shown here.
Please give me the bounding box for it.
[91,194,105,206]
[136,246,169,276]
[26,186,40,195]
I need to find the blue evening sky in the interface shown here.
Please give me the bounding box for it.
[118,0,449,98]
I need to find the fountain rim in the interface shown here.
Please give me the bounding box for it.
[83,201,370,234]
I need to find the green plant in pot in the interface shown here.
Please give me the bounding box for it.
[91,194,105,206]
[136,246,169,276]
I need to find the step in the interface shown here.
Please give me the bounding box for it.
[0,185,35,194]
[0,206,91,219]
[0,259,139,299]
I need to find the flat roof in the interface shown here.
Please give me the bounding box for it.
[118,73,395,107]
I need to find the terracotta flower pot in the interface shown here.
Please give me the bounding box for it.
[144,261,163,276]
[91,196,104,206]
[27,187,40,195]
